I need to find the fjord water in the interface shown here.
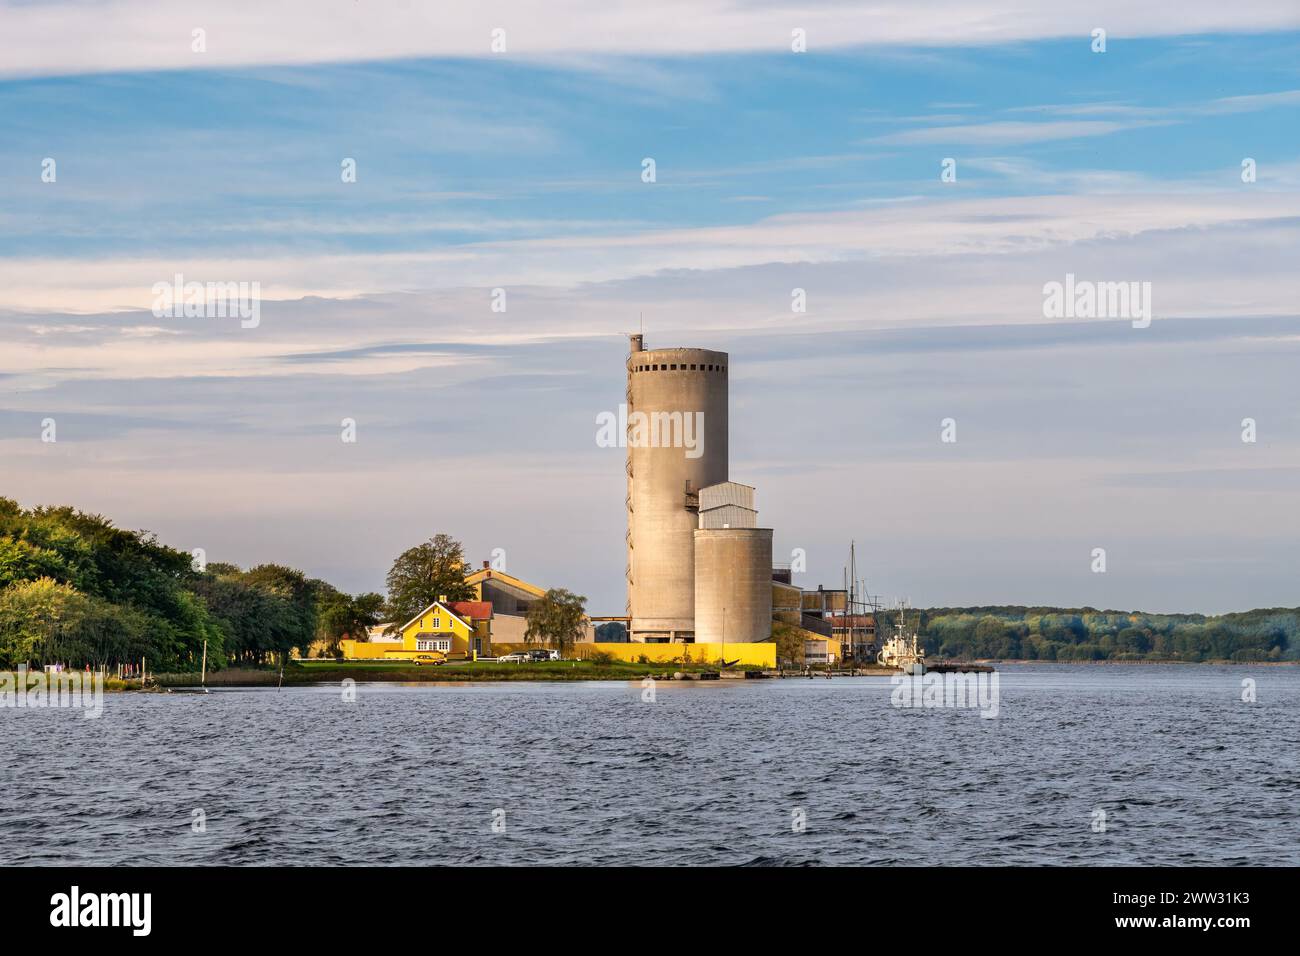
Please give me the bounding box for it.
[6,665,1297,865]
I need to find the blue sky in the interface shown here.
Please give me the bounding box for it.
[1,2,1299,614]
[4,32,1300,261]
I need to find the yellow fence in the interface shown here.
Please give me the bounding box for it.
[340,639,776,668]
[337,641,444,661]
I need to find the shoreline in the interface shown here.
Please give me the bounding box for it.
[6,657,1293,694]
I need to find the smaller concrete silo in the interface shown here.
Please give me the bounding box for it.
[693,527,773,644]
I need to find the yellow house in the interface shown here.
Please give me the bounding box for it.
[340,598,491,661]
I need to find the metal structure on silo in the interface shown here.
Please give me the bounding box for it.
[625,335,729,642]
[693,527,774,644]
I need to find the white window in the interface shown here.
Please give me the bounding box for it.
[416,636,451,652]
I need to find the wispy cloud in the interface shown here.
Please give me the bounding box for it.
[3,190,1297,314]
[868,119,1147,145]
[3,1,1300,78]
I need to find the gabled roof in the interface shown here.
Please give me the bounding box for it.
[698,481,755,511]
[448,600,492,621]
[464,567,547,598]
[396,600,473,634]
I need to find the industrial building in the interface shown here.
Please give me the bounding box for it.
[624,334,773,645]
[335,334,864,670]
[464,563,596,646]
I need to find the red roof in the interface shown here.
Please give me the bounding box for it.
[448,600,492,621]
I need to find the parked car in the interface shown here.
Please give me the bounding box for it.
[528,649,560,661]
[498,653,529,663]
[411,653,444,666]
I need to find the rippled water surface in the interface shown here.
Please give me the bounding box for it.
[5,665,1298,865]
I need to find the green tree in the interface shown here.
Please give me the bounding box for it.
[243,564,316,660]
[0,577,87,666]
[384,534,473,626]
[770,621,805,666]
[524,588,588,658]
[594,621,627,642]
[312,583,385,658]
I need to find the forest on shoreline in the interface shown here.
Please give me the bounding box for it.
[902,605,1297,663]
[0,498,381,670]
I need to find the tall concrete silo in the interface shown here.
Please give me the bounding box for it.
[693,528,774,644]
[626,336,729,641]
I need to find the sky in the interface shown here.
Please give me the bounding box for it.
[1,1,1299,615]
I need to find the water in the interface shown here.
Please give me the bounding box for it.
[5,665,1297,865]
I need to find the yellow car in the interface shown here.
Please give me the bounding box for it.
[410,652,445,666]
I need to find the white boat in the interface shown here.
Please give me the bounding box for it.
[877,606,926,675]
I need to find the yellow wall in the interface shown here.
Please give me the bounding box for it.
[492,642,775,668]
[338,640,437,661]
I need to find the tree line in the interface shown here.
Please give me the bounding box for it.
[10,496,1284,669]
[0,499,590,669]
[903,605,1298,662]
[0,498,383,670]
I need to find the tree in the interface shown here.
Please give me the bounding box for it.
[384,534,473,626]
[0,577,86,666]
[312,583,385,658]
[770,621,804,666]
[524,588,588,658]
[242,564,316,660]
[594,621,627,642]
[350,592,386,630]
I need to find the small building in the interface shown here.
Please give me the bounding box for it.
[802,586,848,616]
[831,613,876,660]
[697,481,757,530]
[464,563,597,646]
[804,637,842,665]
[464,564,545,616]
[340,598,492,661]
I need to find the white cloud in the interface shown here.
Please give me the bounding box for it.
[3,190,1298,316]
[869,120,1143,145]
[3,1,1299,78]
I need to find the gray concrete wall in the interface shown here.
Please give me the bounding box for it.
[626,344,729,641]
[692,528,774,643]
